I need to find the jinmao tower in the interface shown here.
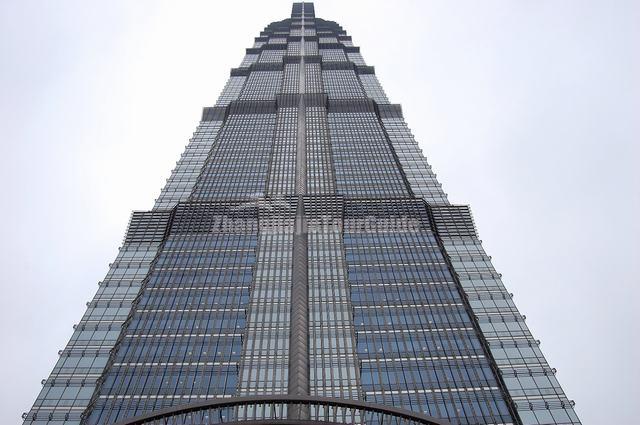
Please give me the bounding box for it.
[23,3,580,425]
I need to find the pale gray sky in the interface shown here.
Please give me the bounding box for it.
[1,1,638,423]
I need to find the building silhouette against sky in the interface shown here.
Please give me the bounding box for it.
[23,3,580,425]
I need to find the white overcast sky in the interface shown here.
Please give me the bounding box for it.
[1,1,638,423]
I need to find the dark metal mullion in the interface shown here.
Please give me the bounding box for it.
[288,22,311,420]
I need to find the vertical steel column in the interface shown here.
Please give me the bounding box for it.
[288,10,310,419]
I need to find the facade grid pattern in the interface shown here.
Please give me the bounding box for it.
[305,63,324,93]
[238,214,294,396]
[287,41,301,55]
[191,114,276,200]
[240,54,259,68]
[22,4,580,425]
[239,71,283,101]
[343,200,513,424]
[328,112,410,198]
[215,76,247,107]
[306,107,336,194]
[319,49,348,62]
[380,117,449,204]
[304,40,319,55]
[359,74,389,104]
[282,64,300,94]
[308,206,360,401]
[322,70,366,99]
[155,120,224,209]
[258,50,286,64]
[24,241,161,425]
[346,52,366,65]
[84,227,257,424]
[267,107,298,195]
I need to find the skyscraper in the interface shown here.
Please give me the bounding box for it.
[22,3,581,425]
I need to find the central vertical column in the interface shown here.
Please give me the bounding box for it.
[288,13,310,419]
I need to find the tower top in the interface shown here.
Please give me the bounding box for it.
[291,2,315,18]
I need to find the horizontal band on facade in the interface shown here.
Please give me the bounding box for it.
[361,354,486,363]
[317,42,342,49]
[284,55,302,63]
[282,55,322,64]
[364,386,501,397]
[356,327,475,335]
[321,61,354,70]
[124,333,243,338]
[262,43,288,51]
[318,43,359,54]
[252,62,285,71]
[349,280,454,287]
[234,57,370,76]
[352,301,459,308]
[136,308,245,313]
[124,198,455,238]
[230,63,284,76]
[260,23,299,36]
[228,100,277,114]
[304,54,322,63]
[276,93,328,107]
[202,98,401,122]
[327,98,376,113]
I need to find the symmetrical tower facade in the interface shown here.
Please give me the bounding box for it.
[23,3,580,425]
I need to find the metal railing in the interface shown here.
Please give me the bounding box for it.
[113,395,450,425]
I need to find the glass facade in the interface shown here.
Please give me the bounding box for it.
[22,3,580,425]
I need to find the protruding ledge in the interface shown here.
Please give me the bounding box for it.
[376,103,404,119]
[321,61,354,70]
[252,62,284,72]
[263,43,288,51]
[124,211,173,243]
[284,55,302,64]
[228,100,277,115]
[230,67,250,77]
[201,106,227,122]
[231,62,285,76]
[276,94,328,108]
[318,42,342,50]
[355,65,375,74]
[303,93,328,107]
[328,98,376,113]
[428,205,478,238]
[304,54,322,63]
[203,99,397,122]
